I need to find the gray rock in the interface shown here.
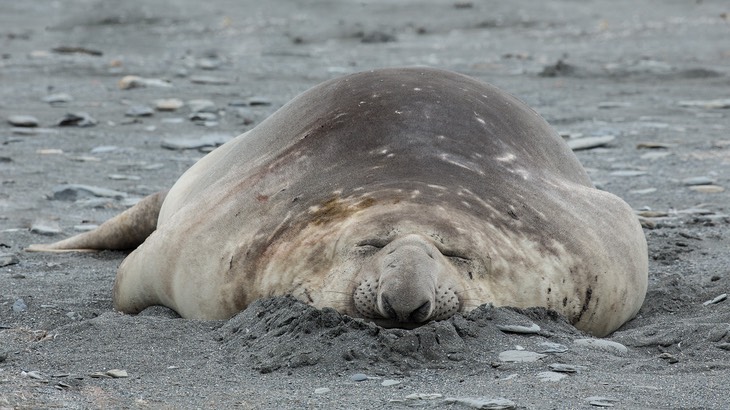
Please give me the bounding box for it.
[381,379,401,387]
[574,339,628,354]
[610,170,648,177]
[189,112,218,122]
[682,176,715,186]
[52,184,127,201]
[7,115,39,127]
[30,220,62,236]
[536,371,567,382]
[42,93,73,104]
[548,363,586,373]
[703,293,727,306]
[567,135,615,150]
[90,145,118,154]
[190,75,230,85]
[125,105,154,117]
[586,396,619,407]
[314,387,330,394]
[349,373,368,382]
[496,323,540,334]
[13,298,27,312]
[678,98,730,109]
[155,98,184,111]
[57,112,97,127]
[0,253,20,267]
[443,397,516,409]
[537,342,569,354]
[498,350,546,363]
[118,75,172,89]
[187,99,217,113]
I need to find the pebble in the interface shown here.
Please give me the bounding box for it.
[498,350,546,363]
[22,370,47,381]
[678,98,730,109]
[496,323,541,334]
[13,298,28,312]
[443,397,516,409]
[12,127,58,135]
[381,379,401,387]
[703,293,727,306]
[108,174,141,181]
[37,148,64,155]
[106,369,128,378]
[403,393,442,400]
[30,220,62,236]
[90,145,118,154]
[658,352,679,364]
[190,75,230,85]
[0,253,20,267]
[689,185,725,193]
[597,101,631,109]
[161,134,231,150]
[636,141,677,149]
[197,58,223,70]
[682,176,715,186]
[7,115,39,127]
[125,105,154,117]
[52,184,127,201]
[350,373,368,382]
[189,112,218,122]
[567,135,615,151]
[155,98,184,111]
[630,188,657,195]
[548,363,586,373]
[610,170,647,177]
[57,112,97,127]
[537,342,569,354]
[43,93,73,104]
[118,75,172,89]
[586,396,619,407]
[640,151,671,160]
[247,96,272,106]
[536,371,567,382]
[314,387,330,394]
[573,339,628,354]
[187,99,217,113]
[74,224,98,232]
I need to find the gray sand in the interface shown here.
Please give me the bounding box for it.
[1,1,729,408]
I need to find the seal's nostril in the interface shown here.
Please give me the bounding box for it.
[410,300,432,322]
[381,295,397,319]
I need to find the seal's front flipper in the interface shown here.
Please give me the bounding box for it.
[25,190,168,253]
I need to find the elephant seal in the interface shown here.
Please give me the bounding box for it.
[27,67,648,336]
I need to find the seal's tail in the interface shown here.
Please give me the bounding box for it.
[25,190,168,253]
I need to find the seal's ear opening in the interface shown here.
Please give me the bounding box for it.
[26,190,167,253]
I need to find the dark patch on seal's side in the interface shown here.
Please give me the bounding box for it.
[309,196,376,226]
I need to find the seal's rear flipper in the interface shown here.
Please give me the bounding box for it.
[26,190,168,253]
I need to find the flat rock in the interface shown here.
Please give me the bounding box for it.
[155,98,184,111]
[689,185,724,193]
[42,93,73,104]
[567,135,615,150]
[573,339,628,354]
[0,253,20,267]
[498,350,546,363]
[678,98,730,109]
[7,115,39,127]
[125,105,154,117]
[536,371,567,382]
[187,99,217,113]
[443,397,516,409]
[496,323,541,334]
[57,112,97,127]
[51,184,127,201]
[119,75,172,89]
[30,220,62,236]
[190,75,230,85]
[682,176,715,186]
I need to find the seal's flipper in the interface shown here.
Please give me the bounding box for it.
[26,190,168,252]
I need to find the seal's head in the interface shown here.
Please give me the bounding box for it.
[353,234,462,327]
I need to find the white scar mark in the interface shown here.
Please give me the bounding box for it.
[514,169,530,180]
[476,117,486,125]
[496,153,516,162]
[333,112,347,120]
[439,153,484,175]
[413,87,422,91]
[410,190,420,199]
[461,201,472,208]
[427,184,447,190]
[395,110,403,115]
[436,135,446,141]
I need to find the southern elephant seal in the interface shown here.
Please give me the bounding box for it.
[28,67,648,336]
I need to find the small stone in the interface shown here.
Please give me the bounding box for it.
[118,75,172,89]
[187,99,217,113]
[350,373,368,382]
[66,312,83,321]
[23,370,46,381]
[90,145,118,154]
[678,98,730,109]
[586,396,619,407]
[314,387,330,394]
[636,142,677,149]
[247,96,272,106]
[108,174,141,181]
[160,134,231,150]
[125,105,154,117]
[498,350,546,363]
[52,184,127,201]
[690,185,725,193]
[37,149,64,155]
[106,369,128,378]
[548,363,586,373]
[630,188,657,195]
[403,393,442,400]
[57,112,97,127]
[42,93,73,104]
[682,176,715,186]
[189,112,217,122]
[536,371,567,382]
[88,372,112,378]
[197,58,223,70]
[381,379,401,387]
[443,397,516,409]
[640,152,671,160]
[567,135,615,150]
[74,224,98,232]
[658,352,679,364]
[30,220,62,236]
[190,75,230,85]
[155,98,184,111]
[703,293,727,306]
[597,101,631,109]
[8,115,39,127]
[0,253,20,267]
[537,342,569,354]
[574,339,628,354]
[13,298,28,312]
[610,170,647,177]
[12,127,58,135]
[496,323,541,334]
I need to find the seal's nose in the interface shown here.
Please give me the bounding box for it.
[376,235,439,323]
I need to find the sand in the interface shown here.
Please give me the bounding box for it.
[1,0,729,408]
